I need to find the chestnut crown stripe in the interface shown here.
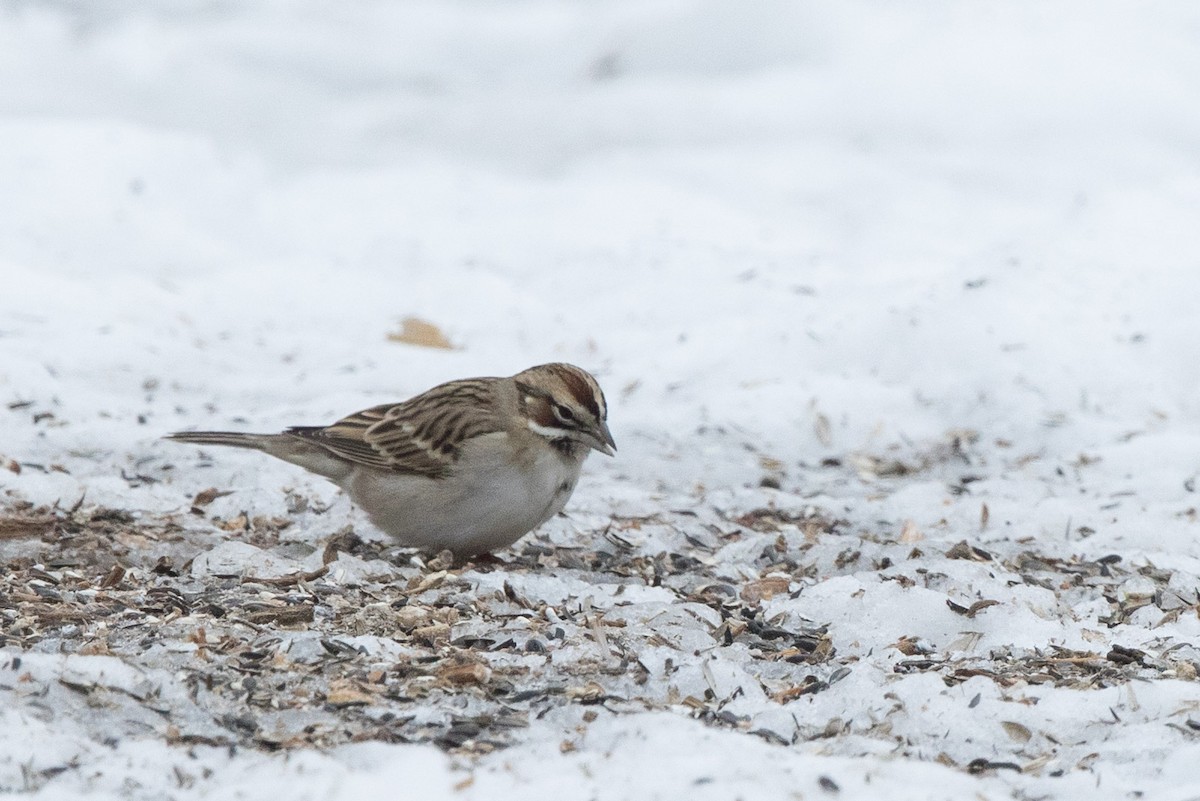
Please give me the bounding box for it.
[543,363,605,419]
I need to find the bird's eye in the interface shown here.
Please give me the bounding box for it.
[552,403,576,423]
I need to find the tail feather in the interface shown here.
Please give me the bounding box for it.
[166,430,354,482]
[165,431,277,451]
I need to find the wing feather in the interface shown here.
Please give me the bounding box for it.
[284,379,503,478]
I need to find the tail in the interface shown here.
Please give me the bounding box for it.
[165,431,279,451]
[166,430,354,482]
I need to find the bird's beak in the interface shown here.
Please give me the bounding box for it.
[587,421,617,456]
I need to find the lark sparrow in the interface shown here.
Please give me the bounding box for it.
[167,363,615,556]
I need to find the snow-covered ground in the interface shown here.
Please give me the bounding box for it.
[3,1,1200,798]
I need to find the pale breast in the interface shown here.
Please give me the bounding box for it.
[344,431,587,555]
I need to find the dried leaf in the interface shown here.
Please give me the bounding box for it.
[99,564,126,589]
[945,540,992,561]
[190,487,233,514]
[387,317,455,349]
[0,513,54,539]
[966,599,1000,618]
[394,605,433,631]
[1000,721,1032,743]
[245,605,314,626]
[740,576,791,604]
[440,663,491,686]
[758,456,784,472]
[217,513,249,532]
[566,681,606,702]
[326,678,376,707]
[78,639,111,656]
[241,566,328,587]
[899,519,924,543]
[813,413,832,447]
[408,570,448,594]
[412,622,451,646]
[893,636,930,656]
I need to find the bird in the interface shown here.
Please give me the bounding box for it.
[167,363,615,557]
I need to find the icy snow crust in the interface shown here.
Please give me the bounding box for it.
[3,1,1200,799]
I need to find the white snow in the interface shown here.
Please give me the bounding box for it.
[3,0,1200,798]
